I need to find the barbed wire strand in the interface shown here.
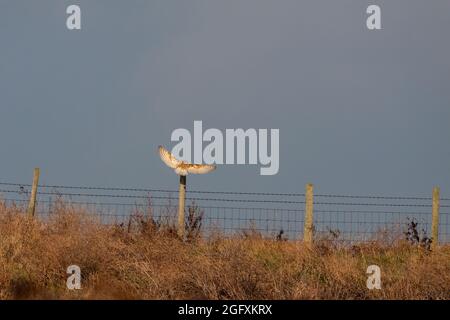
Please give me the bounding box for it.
[0,182,304,197]
[3,181,448,200]
[0,189,305,204]
[1,189,438,206]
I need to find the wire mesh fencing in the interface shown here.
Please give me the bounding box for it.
[313,193,445,243]
[0,181,448,244]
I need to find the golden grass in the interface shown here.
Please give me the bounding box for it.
[0,201,449,300]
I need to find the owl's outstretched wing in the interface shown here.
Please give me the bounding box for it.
[158,146,182,169]
[186,164,216,174]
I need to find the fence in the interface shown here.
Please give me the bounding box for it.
[0,179,449,244]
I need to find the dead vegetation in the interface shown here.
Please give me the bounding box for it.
[0,200,449,300]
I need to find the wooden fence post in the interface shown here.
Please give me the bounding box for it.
[431,186,440,248]
[177,175,186,239]
[303,183,314,246]
[27,168,40,218]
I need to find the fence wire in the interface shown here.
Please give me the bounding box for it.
[0,182,448,243]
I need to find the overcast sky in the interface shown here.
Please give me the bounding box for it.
[1,1,449,197]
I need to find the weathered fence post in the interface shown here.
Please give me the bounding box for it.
[431,186,440,248]
[303,183,314,246]
[177,175,186,239]
[27,167,40,218]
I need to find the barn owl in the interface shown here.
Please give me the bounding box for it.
[158,146,216,176]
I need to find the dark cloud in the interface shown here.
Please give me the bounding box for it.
[0,0,449,195]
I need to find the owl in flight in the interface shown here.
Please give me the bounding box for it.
[158,146,216,176]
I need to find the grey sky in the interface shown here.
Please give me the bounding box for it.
[1,1,449,196]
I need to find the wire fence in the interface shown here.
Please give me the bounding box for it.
[0,181,449,243]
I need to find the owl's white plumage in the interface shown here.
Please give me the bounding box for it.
[158,146,181,169]
[158,145,216,176]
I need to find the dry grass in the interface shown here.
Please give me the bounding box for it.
[0,201,449,300]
